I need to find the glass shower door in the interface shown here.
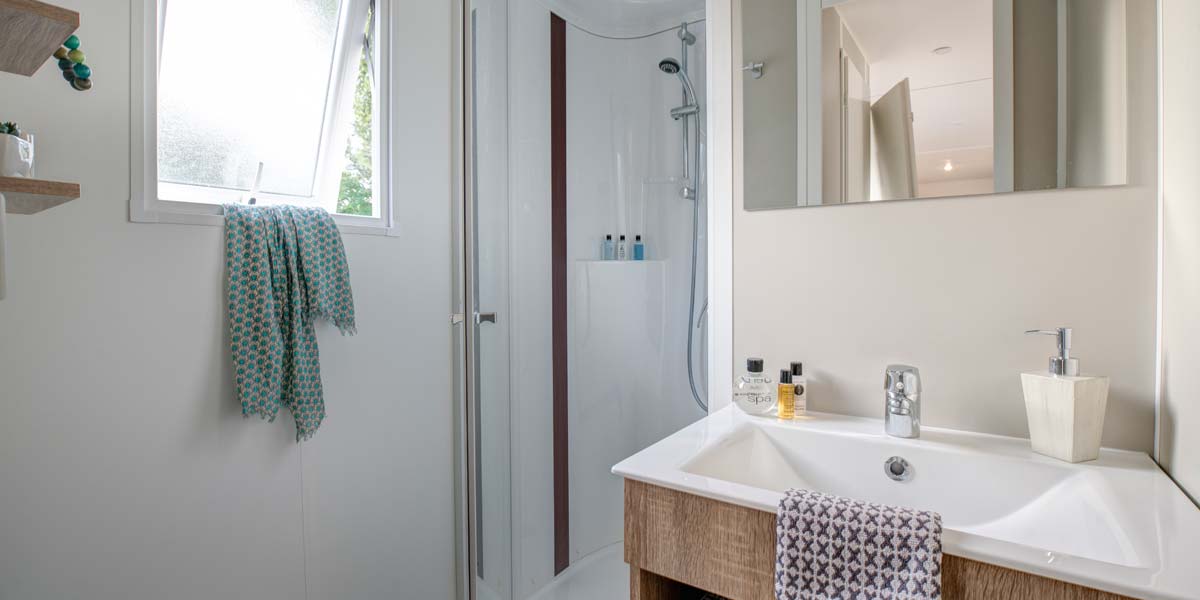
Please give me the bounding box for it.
[465,1,514,599]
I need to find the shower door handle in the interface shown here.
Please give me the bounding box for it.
[475,311,498,325]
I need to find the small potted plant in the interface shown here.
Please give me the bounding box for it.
[0,121,34,178]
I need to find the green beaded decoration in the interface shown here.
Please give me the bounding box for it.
[53,34,92,92]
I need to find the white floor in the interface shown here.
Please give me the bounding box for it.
[478,541,725,600]
[477,578,503,600]
[477,542,627,600]
[527,542,627,600]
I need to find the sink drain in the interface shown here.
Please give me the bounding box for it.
[884,456,912,482]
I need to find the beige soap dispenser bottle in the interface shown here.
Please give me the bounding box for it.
[1021,328,1110,463]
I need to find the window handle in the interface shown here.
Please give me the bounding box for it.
[242,162,264,205]
[475,312,497,325]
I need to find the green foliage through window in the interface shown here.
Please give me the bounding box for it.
[336,27,374,216]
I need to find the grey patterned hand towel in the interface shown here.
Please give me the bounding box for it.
[776,489,942,600]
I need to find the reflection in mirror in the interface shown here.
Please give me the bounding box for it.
[741,0,1147,210]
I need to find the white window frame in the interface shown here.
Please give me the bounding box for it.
[130,0,396,236]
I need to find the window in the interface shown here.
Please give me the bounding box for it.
[132,0,392,231]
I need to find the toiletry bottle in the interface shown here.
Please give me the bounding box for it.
[617,235,627,260]
[790,362,807,415]
[733,358,775,415]
[633,235,645,260]
[777,369,795,419]
[602,235,615,260]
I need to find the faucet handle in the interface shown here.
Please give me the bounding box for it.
[884,365,921,398]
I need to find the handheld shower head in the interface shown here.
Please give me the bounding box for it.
[659,57,700,112]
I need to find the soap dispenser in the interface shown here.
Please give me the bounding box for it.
[1020,328,1110,463]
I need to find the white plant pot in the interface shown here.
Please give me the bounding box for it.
[0,134,34,178]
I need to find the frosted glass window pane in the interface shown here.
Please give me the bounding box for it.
[158,0,342,198]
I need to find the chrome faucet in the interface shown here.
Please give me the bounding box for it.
[884,365,921,438]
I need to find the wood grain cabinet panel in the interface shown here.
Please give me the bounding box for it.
[624,479,1134,600]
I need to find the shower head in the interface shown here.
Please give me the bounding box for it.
[660,57,700,113]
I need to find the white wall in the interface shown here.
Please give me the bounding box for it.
[1065,0,1129,188]
[1159,0,1200,503]
[918,177,995,199]
[506,4,556,597]
[0,1,458,598]
[565,21,708,565]
[742,0,798,210]
[1011,0,1060,191]
[501,6,710,595]
[731,1,1159,452]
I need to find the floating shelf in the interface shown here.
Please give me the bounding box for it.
[0,0,79,76]
[0,176,80,214]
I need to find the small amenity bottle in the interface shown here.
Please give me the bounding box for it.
[602,235,615,260]
[733,358,775,415]
[633,235,645,260]
[617,235,628,260]
[791,362,807,415]
[777,369,795,420]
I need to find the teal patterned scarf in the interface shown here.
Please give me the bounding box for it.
[224,204,356,441]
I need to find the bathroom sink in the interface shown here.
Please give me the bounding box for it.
[613,407,1200,600]
[681,420,1149,568]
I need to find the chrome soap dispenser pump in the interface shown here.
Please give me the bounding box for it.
[1025,327,1079,376]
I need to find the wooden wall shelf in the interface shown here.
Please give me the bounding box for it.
[0,176,80,214]
[0,0,79,76]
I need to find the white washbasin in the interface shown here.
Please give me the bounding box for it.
[613,407,1200,600]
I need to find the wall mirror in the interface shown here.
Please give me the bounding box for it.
[740,0,1148,210]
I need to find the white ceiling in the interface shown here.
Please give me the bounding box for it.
[908,77,994,154]
[916,146,994,184]
[538,0,705,38]
[834,0,995,184]
[835,0,993,94]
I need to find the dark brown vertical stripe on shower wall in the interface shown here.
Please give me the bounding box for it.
[550,12,570,576]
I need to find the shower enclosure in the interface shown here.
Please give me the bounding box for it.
[460,1,708,598]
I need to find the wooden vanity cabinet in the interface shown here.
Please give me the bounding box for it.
[624,479,1135,600]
